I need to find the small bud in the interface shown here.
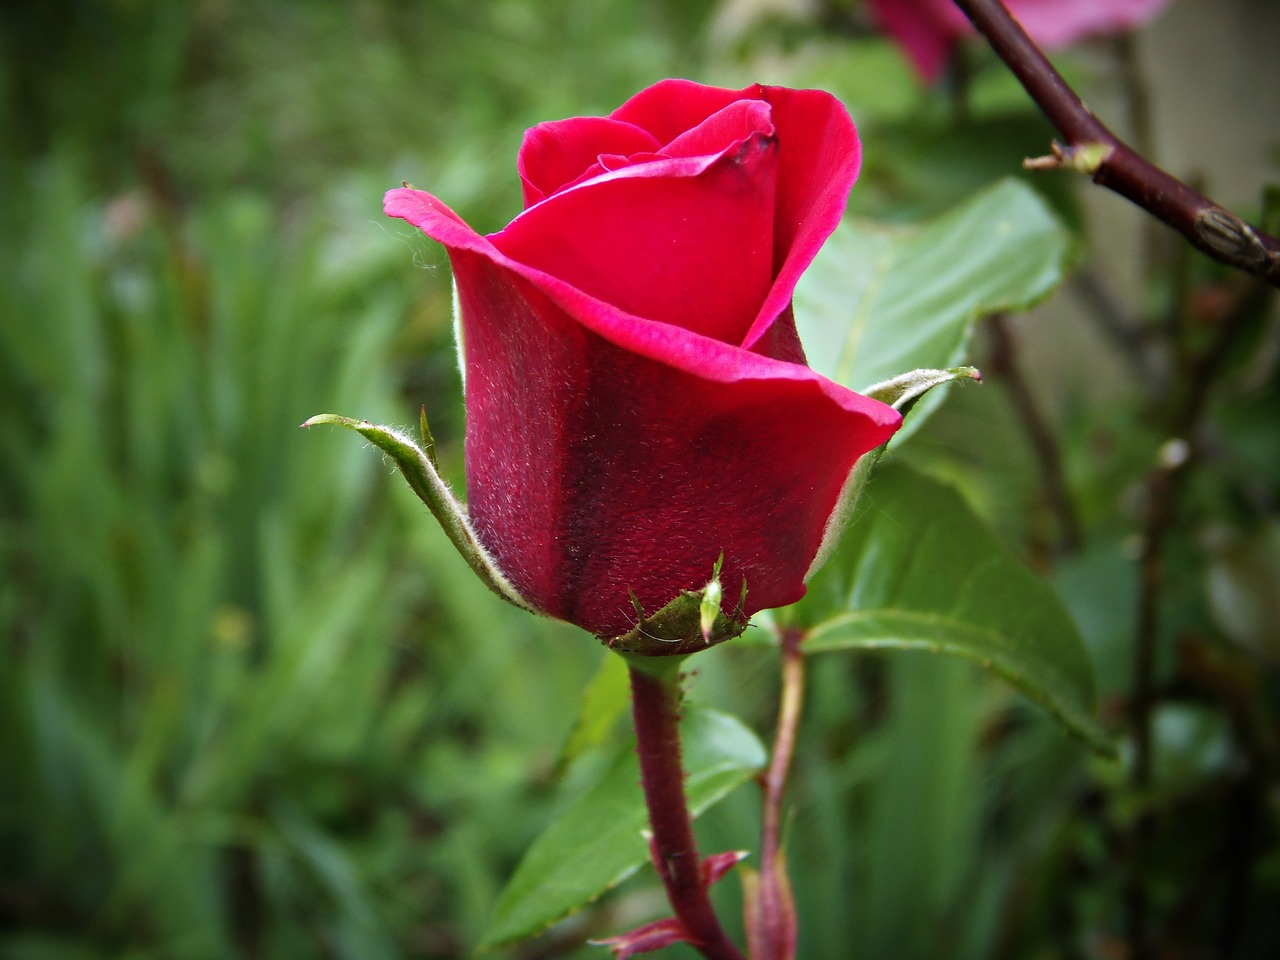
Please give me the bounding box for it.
[1023,140,1113,174]
[1195,208,1269,268]
[1158,437,1190,470]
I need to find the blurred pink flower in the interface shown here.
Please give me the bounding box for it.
[868,0,1173,82]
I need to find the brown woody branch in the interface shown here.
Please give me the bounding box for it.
[952,0,1280,288]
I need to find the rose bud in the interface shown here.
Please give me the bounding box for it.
[867,0,1172,83]
[385,79,900,654]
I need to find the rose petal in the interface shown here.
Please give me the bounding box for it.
[741,85,861,355]
[494,131,778,347]
[552,152,670,198]
[611,78,749,146]
[384,187,900,638]
[518,116,661,207]
[659,98,775,159]
[611,81,861,362]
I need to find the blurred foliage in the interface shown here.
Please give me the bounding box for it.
[2,1,1279,959]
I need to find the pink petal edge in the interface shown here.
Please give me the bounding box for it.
[383,186,899,433]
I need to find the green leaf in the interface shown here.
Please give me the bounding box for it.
[795,178,1072,439]
[798,463,1113,756]
[480,705,767,950]
[555,653,631,775]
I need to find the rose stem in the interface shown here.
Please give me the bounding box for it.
[1126,279,1268,958]
[755,626,807,959]
[986,313,1083,553]
[627,660,746,960]
[950,0,1280,288]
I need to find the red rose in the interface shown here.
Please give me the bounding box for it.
[869,0,1172,83]
[384,79,900,641]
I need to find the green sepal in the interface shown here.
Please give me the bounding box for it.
[300,413,533,613]
[805,366,980,583]
[417,405,439,469]
[863,365,982,413]
[604,560,747,657]
[700,553,726,642]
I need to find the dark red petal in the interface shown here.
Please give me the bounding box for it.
[384,187,900,638]
[518,116,660,207]
[610,78,751,145]
[750,302,807,365]
[742,85,861,354]
[493,132,777,348]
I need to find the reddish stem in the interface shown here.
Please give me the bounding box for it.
[754,626,807,959]
[987,313,1082,553]
[628,663,746,960]
[951,0,1280,287]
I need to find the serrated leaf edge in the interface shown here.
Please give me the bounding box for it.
[806,610,1115,757]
